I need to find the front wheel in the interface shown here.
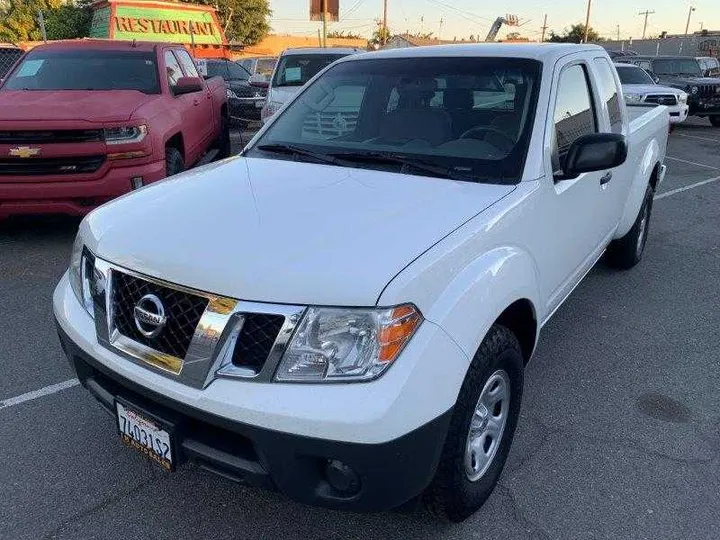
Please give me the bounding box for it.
[423,325,524,522]
[165,146,184,178]
[709,116,720,127]
[607,184,654,270]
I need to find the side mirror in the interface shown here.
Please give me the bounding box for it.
[249,74,269,89]
[173,76,204,96]
[564,133,628,177]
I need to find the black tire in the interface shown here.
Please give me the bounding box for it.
[423,324,524,522]
[165,146,184,178]
[709,116,720,127]
[607,184,654,270]
[216,114,232,160]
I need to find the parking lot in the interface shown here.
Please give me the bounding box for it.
[1,119,719,540]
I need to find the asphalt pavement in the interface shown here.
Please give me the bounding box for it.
[1,119,719,540]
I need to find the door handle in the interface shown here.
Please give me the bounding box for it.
[193,99,200,106]
[600,171,613,185]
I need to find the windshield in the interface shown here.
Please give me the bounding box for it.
[651,58,702,77]
[0,49,23,78]
[208,60,249,81]
[272,53,349,87]
[250,57,541,184]
[616,65,655,85]
[256,58,277,76]
[3,49,160,93]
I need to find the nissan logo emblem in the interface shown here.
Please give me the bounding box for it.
[133,294,168,338]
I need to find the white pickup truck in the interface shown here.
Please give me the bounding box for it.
[54,44,669,522]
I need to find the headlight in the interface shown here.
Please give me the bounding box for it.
[678,92,688,104]
[275,305,422,382]
[104,125,147,145]
[690,86,699,95]
[69,234,95,318]
[226,88,239,99]
[624,93,644,103]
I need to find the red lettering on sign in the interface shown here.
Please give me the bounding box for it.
[177,20,189,34]
[159,20,170,33]
[151,19,162,32]
[168,20,179,33]
[138,18,150,32]
[129,17,139,32]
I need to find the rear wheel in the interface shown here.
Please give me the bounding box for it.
[607,184,653,269]
[423,325,524,522]
[165,146,184,178]
[709,116,720,127]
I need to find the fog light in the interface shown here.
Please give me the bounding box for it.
[325,459,361,496]
[131,177,144,189]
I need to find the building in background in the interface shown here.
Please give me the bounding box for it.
[593,31,720,58]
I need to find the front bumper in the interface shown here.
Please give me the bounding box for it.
[57,321,451,511]
[228,98,264,122]
[53,272,467,510]
[0,159,165,218]
[669,104,690,124]
[689,99,720,116]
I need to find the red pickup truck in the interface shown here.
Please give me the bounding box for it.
[0,40,229,219]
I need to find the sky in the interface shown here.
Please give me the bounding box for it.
[268,0,720,41]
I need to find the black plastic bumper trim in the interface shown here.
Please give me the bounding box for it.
[56,322,452,511]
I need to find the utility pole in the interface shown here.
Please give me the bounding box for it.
[638,10,655,39]
[439,17,444,40]
[321,0,327,47]
[684,6,696,36]
[583,0,592,43]
[382,0,388,45]
[616,24,620,41]
[540,14,548,42]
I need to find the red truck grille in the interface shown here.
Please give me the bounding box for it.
[0,155,105,176]
[0,129,103,144]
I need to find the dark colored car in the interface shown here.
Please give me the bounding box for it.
[628,56,720,126]
[0,45,24,79]
[204,58,266,125]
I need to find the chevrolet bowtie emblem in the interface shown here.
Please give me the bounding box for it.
[9,146,40,158]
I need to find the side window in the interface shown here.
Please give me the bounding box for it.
[638,60,652,71]
[164,51,183,89]
[174,49,199,78]
[553,64,597,170]
[593,58,623,134]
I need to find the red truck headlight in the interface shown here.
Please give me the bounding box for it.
[104,125,148,145]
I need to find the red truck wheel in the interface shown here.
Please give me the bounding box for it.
[165,147,184,178]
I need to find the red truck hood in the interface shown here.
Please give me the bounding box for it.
[0,90,159,122]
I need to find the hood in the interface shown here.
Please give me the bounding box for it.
[658,76,720,88]
[622,84,684,95]
[83,157,514,306]
[268,86,301,105]
[0,90,159,122]
[227,80,266,98]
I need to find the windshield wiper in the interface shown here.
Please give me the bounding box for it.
[256,143,341,166]
[326,150,472,181]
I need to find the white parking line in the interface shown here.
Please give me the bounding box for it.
[655,175,720,200]
[0,378,79,410]
[666,156,720,171]
[676,133,720,143]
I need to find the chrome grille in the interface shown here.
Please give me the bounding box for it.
[698,84,720,98]
[111,271,209,359]
[645,94,678,106]
[231,314,286,371]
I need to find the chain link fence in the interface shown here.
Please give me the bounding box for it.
[0,46,24,79]
[591,35,720,58]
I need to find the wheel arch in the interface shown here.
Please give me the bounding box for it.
[164,132,185,161]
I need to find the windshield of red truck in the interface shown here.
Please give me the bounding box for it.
[3,49,160,94]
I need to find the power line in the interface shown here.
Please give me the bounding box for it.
[425,0,494,24]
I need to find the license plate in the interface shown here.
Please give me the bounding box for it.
[116,401,174,471]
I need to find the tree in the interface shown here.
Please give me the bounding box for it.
[44,1,93,40]
[548,23,602,43]
[181,0,271,46]
[369,25,390,47]
[506,31,522,40]
[0,0,62,42]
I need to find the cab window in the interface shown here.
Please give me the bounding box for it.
[593,58,623,134]
[164,51,183,89]
[553,64,597,171]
